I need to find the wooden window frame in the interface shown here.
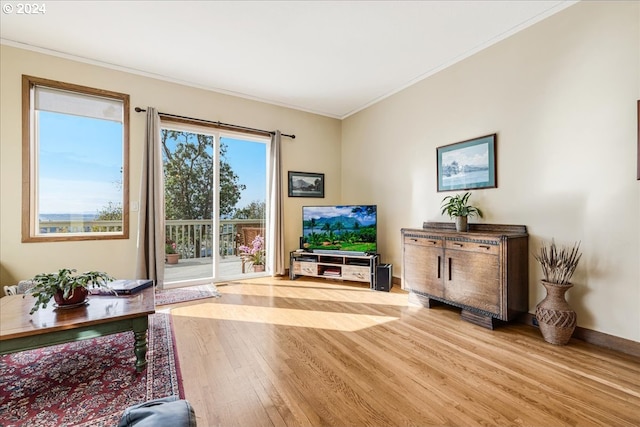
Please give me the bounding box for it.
[21,75,130,242]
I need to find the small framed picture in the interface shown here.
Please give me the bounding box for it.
[288,171,324,198]
[437,134,497,192]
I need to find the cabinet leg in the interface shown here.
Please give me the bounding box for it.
[408,291,442,308]
[461,309,499,330]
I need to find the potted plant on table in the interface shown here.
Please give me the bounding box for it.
[440,191,484,232]
[238,234,266,272]
[534,239,582,345]
[165,237,179,264]
[24,268,115,314]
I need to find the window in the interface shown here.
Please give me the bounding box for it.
[22,75,130,242]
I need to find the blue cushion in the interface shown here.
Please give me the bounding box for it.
[118,396,196,427]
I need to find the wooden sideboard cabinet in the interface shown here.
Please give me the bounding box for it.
[401,222,528,329]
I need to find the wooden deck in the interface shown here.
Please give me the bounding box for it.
[164,255,262,284]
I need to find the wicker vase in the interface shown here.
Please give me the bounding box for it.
[535,280,576,345]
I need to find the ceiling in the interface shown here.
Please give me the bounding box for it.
[1,1,578,119]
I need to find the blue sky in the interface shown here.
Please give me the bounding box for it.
[39,114,266,215]
[38,112,123,214]
[221,136,266,208]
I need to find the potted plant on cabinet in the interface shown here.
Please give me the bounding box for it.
[165,237,179,264]
[24,268,115,314]
[238,234,266,272]
[440,191,484,232]
[534,239,582,345]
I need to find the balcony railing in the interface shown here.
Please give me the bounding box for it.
[165,219,265,259]
[37,218,265,261]
[38,220,122,234]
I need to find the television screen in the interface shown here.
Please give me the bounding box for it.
[302,205,377,254]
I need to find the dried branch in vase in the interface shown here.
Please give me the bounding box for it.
[534,239,582,285]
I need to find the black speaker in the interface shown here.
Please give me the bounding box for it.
[375,264,393,291]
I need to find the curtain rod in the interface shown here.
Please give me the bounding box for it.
[134,107,295,139]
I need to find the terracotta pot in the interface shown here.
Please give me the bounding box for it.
[535,280,577,345]
[253,264,265,272]
[166,253,180,264]
[53,287,89,306]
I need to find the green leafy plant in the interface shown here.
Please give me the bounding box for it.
[440,192,484,219]
[165,237,177,254]
[534,240,582,285]
[24,268,115,314]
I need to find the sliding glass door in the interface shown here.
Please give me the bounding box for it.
[217,135,268,280]
[161,122,269,287]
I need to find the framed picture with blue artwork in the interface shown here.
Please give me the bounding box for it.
[437,134,497,192]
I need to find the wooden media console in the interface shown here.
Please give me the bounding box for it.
[290,251,378,288]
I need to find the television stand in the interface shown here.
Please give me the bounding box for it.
[289,251,379,288]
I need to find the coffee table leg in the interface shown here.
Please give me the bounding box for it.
[132,316,149,372]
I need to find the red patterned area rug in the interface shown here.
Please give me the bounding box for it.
[155,283,220,306]
[0,313,182,427]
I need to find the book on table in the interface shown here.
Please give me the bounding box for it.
[105,279,154,295]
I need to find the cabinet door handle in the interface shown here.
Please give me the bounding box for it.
[428,240,438,245]
[448,258,452,280]
[479,245,491,250]
[437,255,441,279]
[453,243,464,247]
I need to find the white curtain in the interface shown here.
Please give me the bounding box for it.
[135,108,166,288]
[268,131,286,275]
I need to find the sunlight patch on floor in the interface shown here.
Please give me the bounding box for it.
[218,281,409,307]
[170,303,399,332]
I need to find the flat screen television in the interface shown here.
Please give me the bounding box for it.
[302,205,377,254]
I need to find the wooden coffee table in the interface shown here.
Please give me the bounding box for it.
[0,286,155,372]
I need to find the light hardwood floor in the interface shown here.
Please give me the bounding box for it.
[167,277,640,427]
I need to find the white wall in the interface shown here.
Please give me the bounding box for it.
[1,1,638,343]
[342,1,640,341]
[0,45,342,284]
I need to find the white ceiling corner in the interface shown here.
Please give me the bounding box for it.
[0,1,579,119]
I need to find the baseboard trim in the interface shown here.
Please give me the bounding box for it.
[519,312,640,358]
